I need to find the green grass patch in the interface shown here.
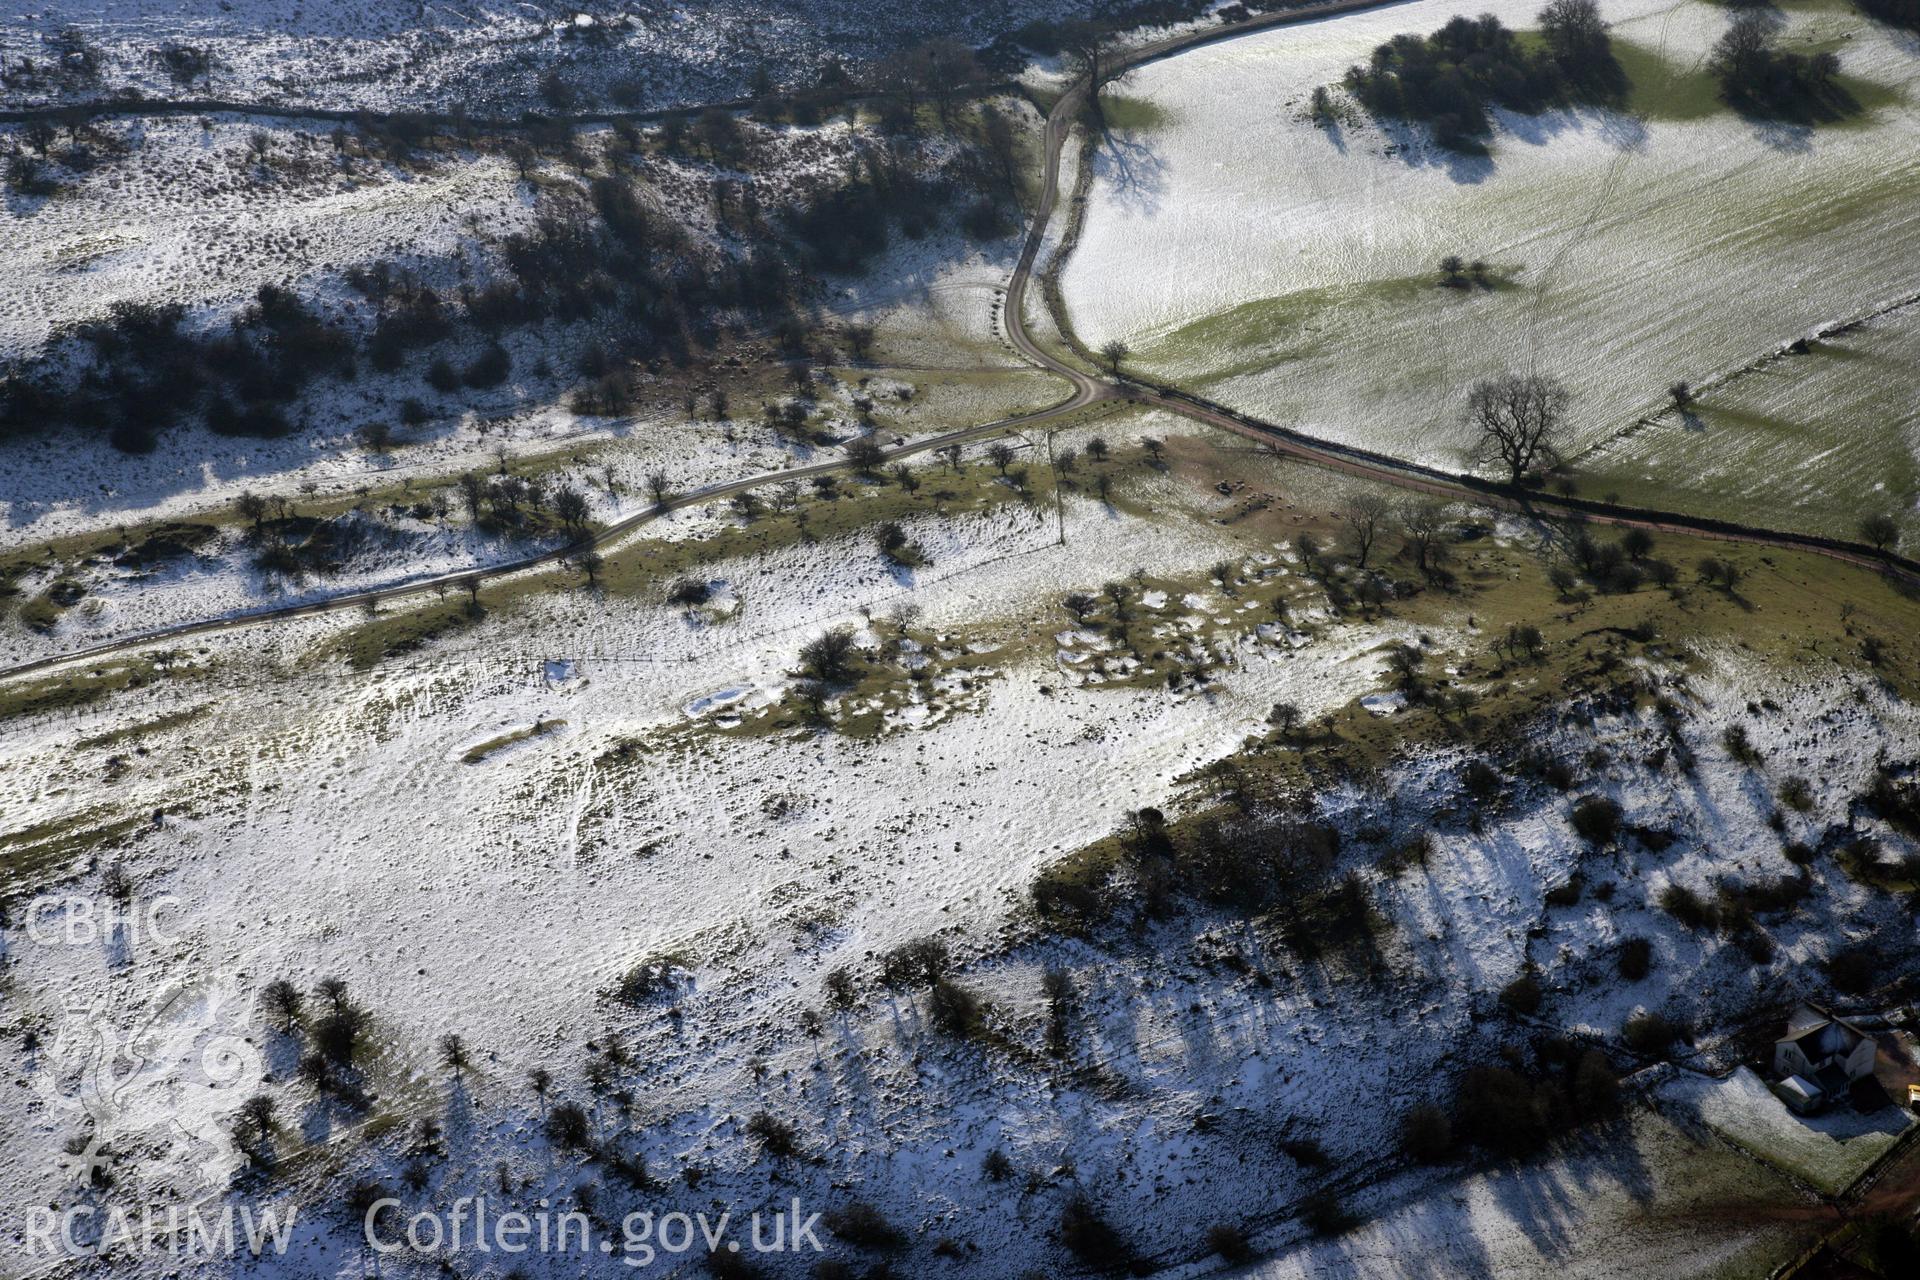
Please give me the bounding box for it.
[595,464,1037,601]
[1138,275,1509,380]
[1615,38,1725,123]
[463,718,566,763]
[0,658,181,723]
[1578,310,1920,545]
[1026,509,1920,937]
[1613,31,1903,127]
[17,588,71,633]
[73,704,212,751]
[1823,71,1906,124]
[1100,94,1171,133]
[326,599,487,670]
[316,456,1049,671]
[0,806,150,893]
[312,417,1152,673]
[112,522,219,569]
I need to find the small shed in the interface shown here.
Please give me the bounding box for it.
[1769,1073,1825,1116]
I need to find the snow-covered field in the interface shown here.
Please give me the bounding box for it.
[1577,301,1920,542]
[1,0,1095,114]
[8,421,1920,1275]
[1062,0,1920,506]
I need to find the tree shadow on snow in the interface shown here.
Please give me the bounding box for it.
[1093,126,1170,216]
[1292,1193,1499,1279]
[1748,117,1817,154]
[1312,118,1351,157]
[1376,118,1497,185]
[1373,99,1653,185]
[1497,104,1651,155]
[1481,1116,1656,1259]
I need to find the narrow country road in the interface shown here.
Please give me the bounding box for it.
[3,0,1914,686]
[0,391,1101,683]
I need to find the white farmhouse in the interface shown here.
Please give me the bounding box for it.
[1768,1002,1878,1115]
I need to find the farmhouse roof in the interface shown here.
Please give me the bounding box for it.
[1779,1001,1870,1046]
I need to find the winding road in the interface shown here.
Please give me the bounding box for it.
[3,0,1914,686]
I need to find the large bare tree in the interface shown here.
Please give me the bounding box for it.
[1339,493,1392,568]
[1466,373,1569,482]
[1399,499,1453,576]
[1061,20,1130,125]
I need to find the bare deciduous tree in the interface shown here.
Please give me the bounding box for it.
[457,472,486,520]
[1399,500,1452,576]
[438,1033,469,1074]
[232,1093,276,1163]
[1339,493,1392,568]
[841,323,876,362]
[1061,19,1130,125]
[1540,0,1608,66]
[1466,373,1569,482]
[880,936,951,989]
[261,979,303,1032]
[1860,513,1899,551]
[237,490,269,533]
[825,967,857,1010]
